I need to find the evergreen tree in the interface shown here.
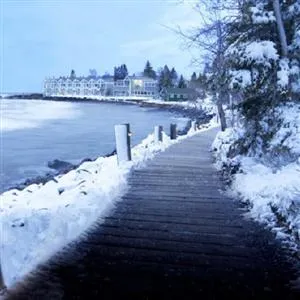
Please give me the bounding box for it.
[158,65,173,91]
[89,69,98,79]
[102,72,111,79]
[70,69,76,79]
[158,69,165,91]
[197,72,208,87]
[121,64,128,78]
[143,61,157,79]
[225,0,300,154]
[113,67,118,81]
[114,64,129,80]
[191,72,197,81]
[170,67,178,87]
[178,75,187,88]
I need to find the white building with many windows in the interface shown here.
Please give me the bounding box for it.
[43,75,158,98]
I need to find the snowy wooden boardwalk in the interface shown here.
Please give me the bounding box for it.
[6,128,299,299]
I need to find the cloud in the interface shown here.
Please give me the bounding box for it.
[157,1,200,31]
[120,1,201,75]
[121,36,177,58]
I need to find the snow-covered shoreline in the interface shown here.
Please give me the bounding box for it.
[1,116,219,288]
[6,94,215,121]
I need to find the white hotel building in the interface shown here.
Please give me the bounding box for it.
[43,75,158,98]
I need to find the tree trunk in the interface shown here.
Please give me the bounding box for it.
[273,0,288,57]
[0,265,4,290]
[217,96,227,131]
[215,19,227,132]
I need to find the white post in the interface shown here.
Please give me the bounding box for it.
[154,125,163,143]
[191,121,197,131]
[114,124,132,164]
[170,124,177,140]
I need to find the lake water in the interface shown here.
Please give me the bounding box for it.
[1,99,187,192]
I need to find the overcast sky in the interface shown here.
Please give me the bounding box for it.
[1,0,201,93]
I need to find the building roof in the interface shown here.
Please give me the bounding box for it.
[45,74,157,83]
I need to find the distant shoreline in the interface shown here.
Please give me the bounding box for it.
[2,93,214,123]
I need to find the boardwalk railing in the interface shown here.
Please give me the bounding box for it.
[114,123,132,164]
[114,120,198,165]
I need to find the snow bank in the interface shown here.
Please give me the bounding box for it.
[1,116,219,288]
[212,102,300,245]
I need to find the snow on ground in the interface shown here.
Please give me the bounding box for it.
[0,115,219,288]
[212,103,300,246]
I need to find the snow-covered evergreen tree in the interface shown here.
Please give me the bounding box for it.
[226,0,300,155]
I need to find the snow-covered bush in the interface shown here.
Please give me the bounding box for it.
[212,102,300,241]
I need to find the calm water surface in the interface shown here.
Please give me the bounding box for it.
[1,99,186,192]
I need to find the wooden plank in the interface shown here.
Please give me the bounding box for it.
[117,203,240,214]
[102,216,246,233]
[81,233,258,259]
[74,242,257,270]
[121,193,231,200]
[104,213,244,228]
[114,207,241,220]
[117,198,238,208]
[97,225,238,246]
[127,182,224,189]
[121,194,232,201]
[125,190,225,198]
[132,170,220,176]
